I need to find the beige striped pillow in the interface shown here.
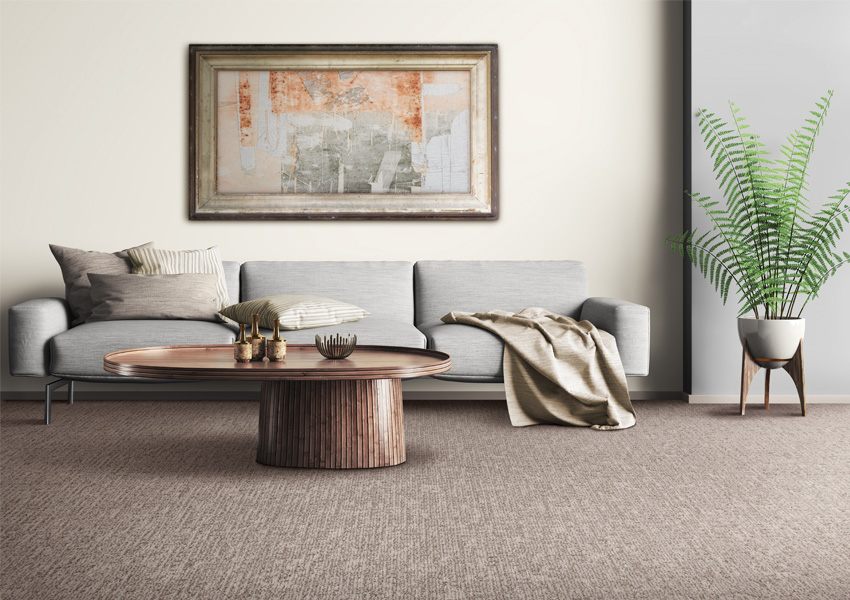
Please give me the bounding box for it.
[127,246,230,312]
[220,295,369,330]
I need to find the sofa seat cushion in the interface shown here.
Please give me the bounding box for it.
[246,317,426,349]
[418,322,504,381]
[50,320,236,378]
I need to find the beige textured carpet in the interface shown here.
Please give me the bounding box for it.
[2,398,848,599]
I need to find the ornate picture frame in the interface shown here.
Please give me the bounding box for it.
[189,44,498,220]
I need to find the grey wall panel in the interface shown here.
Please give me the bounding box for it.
[691,0,850,394]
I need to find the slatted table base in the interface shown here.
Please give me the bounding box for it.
[257,378,405,469]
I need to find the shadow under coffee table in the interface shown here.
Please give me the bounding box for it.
[104,344,451,469]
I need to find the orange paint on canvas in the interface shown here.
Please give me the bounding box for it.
[352,71,423,142]
[216,71,280,193]
[266,70,424,142]
[238,73,255,147]
[270,71,316,114]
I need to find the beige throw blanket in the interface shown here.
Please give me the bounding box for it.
[442,308,636,430]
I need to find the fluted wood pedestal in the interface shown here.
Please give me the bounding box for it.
[257,379,405,469]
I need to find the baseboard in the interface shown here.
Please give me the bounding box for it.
[11,391,847,403]
[404,391,506,400]
[688,394,850,404]
[0,391,259,402]
[2,390,687,402]
[630,391,688,401]
[403,391,686,401]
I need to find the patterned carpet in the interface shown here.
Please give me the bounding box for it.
[2,398,848,599]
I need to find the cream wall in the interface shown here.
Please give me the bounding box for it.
[0,0,683,396]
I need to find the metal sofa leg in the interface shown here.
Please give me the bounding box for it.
[44,379,73,425]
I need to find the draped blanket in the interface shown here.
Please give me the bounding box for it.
[441,308,636,430]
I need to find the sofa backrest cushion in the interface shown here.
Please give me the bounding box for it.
[223,261,240,304]
[414,260,588,326]
[240,261,414,322]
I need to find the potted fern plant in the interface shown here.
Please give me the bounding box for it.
[667,91,850,368]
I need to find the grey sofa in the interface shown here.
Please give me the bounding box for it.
[9,260,650,421]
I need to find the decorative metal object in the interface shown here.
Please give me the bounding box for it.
[189,44,498,221]
[315,333,357,359]
[234,324,252,363]
[250,313,266,361]
[267,319,287,362]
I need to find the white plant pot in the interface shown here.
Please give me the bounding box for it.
[737,317,805,369]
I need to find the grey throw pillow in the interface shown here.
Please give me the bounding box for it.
[49,242,154,326]
[87,273,221,323]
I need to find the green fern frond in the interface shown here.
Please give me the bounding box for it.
[671,92,849,319]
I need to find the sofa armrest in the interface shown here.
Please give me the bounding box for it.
[580,297,650,376]
[8,298,71,377]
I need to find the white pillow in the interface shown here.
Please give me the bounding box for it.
[219,295,369,330]
[128,246,230,312]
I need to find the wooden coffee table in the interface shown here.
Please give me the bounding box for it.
[104,344,451,469]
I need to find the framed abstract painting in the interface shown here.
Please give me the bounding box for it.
[189,44,498,220]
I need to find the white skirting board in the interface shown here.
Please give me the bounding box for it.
[2,390,686,401]
[2,390,847,403]
[688,394,850,404]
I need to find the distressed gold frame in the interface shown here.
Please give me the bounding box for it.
[189,44,498,220]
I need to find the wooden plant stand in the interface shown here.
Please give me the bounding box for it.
[740,340,806,416]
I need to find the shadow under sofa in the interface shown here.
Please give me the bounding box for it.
[8,260,650,422]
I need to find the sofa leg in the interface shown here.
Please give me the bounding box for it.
[44,379,73,425]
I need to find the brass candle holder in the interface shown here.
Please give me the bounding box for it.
[249,313,266,361]
[266,319,287,362]
[234,324,252,363]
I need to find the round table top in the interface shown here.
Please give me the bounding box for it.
[103,344,452,381]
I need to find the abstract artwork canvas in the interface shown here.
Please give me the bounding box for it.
[217,70,471,195]
[190,45,497,220]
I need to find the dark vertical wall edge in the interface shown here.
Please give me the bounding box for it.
[683,0,693,395]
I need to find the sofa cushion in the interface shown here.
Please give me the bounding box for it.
[87,274,221,322]
[50,320,235,378]
[222,261,240,305]
[128,246,230,311]
[49,242,154,326]
[220,294,369,330]
[414,261,589,327]
[245,317,426,349]
[418,321,504,380]
[241,262,414,322]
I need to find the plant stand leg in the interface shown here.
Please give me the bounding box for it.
[764,369,770,410]
[740,341,760,416]
[782,342,806,417]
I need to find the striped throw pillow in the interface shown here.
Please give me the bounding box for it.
[127,246,230,312]
[219,295,369,330]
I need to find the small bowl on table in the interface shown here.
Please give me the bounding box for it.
[315,334,357,359]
